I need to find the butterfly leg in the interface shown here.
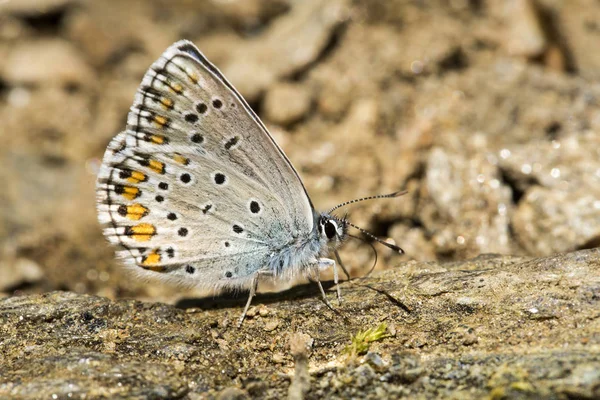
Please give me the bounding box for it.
[238,270,272,328]
[319,258,342,305]
[313,258,340,308]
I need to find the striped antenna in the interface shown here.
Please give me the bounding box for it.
[344,220,404,254]
[328,190,408,214]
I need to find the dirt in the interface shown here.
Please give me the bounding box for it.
[1,250,599,398]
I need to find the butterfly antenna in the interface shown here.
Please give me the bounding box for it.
[362,237,379,278]
[344,220,404,254]
[333,249,351,280]
[328,190,408,214]
[347,234,378,278]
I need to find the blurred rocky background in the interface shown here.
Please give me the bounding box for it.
[1,0,600,398]
[0,3,582,291]
[2,0,600,300]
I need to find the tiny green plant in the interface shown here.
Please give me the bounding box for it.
[344,323,390,356]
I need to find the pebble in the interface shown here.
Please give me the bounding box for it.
[258,305,270,317]
[505,0,547,57]
[0,258,44,292]
[2,39,94,87]
[365,352,387,372]
[272,353,285,364]
[264,83,312,126]
[263,320,279,332]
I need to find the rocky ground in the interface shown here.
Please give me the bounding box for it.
[1,250,599,398]
[0,0,599,398]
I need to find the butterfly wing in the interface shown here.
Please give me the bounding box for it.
[96,40,315,290]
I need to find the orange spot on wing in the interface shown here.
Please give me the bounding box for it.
[160,97,174,109]
[148,160,165,174]
[126,204,149,220]
[141,249,163,270]
[173,154,189,165]
[126,223,156,242]
[188,72,199,84]
[127,170,147,183]
[116,185,140,200]
[170,82,183,94]
[150,135,166,144]
[153,115,168,127]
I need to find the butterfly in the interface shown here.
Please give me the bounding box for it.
[96,40,405,326]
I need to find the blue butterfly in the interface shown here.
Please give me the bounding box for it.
[96,40,404,326]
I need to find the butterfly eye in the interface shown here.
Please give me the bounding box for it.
[324,220,338,239]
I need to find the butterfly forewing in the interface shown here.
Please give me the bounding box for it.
[96,40,314,289]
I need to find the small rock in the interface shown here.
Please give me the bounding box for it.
[2,39,94,87]
[353,364,376,388]
[523,298,560,321]
[544,45,567,72]
[263,83,312,126]
[263,320,279,332]
[364,352,387,372]
[445,325,479,348]
[216,338,230,351]
[387,324,397,337]
[258,305,270,317]
[456,297,482,307]
[504,0,547,58]
[462,332,478,347]
[0,257,44,292]
[0,16,28,41]
[272,352,285,364]
[245,306,257,318]
[158,343,197,361]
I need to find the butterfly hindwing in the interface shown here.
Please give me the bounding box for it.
[96,40,315,289]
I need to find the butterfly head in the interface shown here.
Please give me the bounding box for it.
[318,213,348,248]
[318,190,409,254]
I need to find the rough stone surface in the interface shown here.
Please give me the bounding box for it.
[1,250,599,398]
[499,132,600,255]
[422,146,513,258]
[514,186,600,255]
